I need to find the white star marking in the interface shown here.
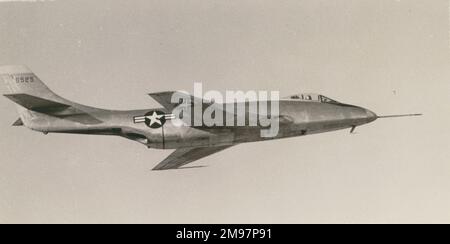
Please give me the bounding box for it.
[146,111,164,126]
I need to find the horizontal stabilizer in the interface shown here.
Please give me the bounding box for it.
[2,65,105,127]
[4,93,70,113]
[4,93,102,124]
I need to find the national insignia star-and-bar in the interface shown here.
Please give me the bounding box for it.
[133,110,174,129]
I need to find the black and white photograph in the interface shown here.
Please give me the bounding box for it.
[0,0,449,229]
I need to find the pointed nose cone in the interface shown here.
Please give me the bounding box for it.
[365,109,378,123]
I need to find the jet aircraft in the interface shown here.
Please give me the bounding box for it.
[1,65,421,170]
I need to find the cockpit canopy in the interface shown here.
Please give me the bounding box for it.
[285,93,339,104]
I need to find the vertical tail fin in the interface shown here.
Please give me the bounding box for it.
[1,65,64,102]
[1,65,102,130]
[1,65,55,129]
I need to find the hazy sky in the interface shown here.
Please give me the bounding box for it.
[1,0,449,223]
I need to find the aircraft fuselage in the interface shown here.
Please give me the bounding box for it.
[42,99,377,149]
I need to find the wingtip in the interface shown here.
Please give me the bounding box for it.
[151,165,208,171]
[148,91,174,96]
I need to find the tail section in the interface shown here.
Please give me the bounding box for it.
[1,65,65,102]
[1,65,103,131]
